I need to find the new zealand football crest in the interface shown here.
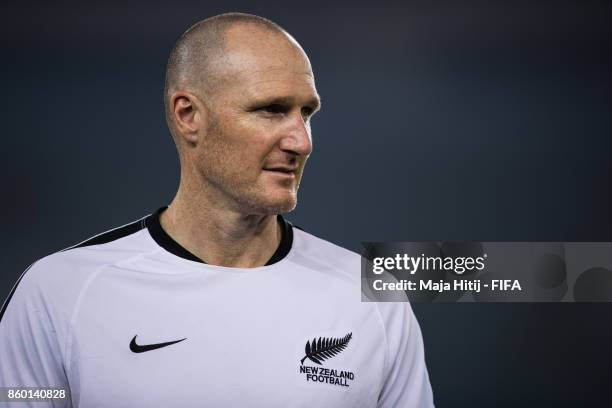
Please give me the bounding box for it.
[299,332,355,387]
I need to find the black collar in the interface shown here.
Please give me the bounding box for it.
[145,206,293,266]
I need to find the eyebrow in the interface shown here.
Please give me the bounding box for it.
[251,95,321,111]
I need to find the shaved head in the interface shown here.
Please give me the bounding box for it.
[162,13,318,215]
[164,13,294,143]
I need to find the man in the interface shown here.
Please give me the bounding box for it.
[0,13,434,407]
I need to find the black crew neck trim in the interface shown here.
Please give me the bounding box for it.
[145,206,293,266]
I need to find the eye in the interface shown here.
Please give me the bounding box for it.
[301,106,318,121]
[259,104,288,115]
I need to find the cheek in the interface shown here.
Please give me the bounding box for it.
[225,120,275,157]
[231,132,269,168]
[202,122,272,177]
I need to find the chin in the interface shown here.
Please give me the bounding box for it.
[246,191,297,215]
[264,196,297,214]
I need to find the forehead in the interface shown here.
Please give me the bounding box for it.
[236,67,318,104]
[213,25,319,102]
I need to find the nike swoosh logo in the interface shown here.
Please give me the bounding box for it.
[129,335,187,353]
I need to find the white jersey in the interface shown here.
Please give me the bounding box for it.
[0,207,434,407]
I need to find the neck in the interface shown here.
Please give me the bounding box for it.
[160,180,283,268]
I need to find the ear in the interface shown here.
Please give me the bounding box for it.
[170,91,206,144]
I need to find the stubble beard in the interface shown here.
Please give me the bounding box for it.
[199,114,300,216]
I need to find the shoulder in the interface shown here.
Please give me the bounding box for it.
[289,227,423,363]
[290,227,361,281]
[2,214,154,321]
[292,227,359,262]
[31,215,151,280]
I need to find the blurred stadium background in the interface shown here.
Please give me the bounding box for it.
[2,1,611,406]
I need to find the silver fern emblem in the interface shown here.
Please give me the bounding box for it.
[300,333,352,365]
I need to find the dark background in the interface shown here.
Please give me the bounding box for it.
[2,0,611,406]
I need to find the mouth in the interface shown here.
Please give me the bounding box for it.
[263,167,297,178]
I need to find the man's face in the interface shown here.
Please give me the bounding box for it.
[192,26,320,215]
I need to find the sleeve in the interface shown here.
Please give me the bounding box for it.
[0,263,72,408]
[377,301,434,408]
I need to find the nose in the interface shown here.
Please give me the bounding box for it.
[278,111,313,156]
